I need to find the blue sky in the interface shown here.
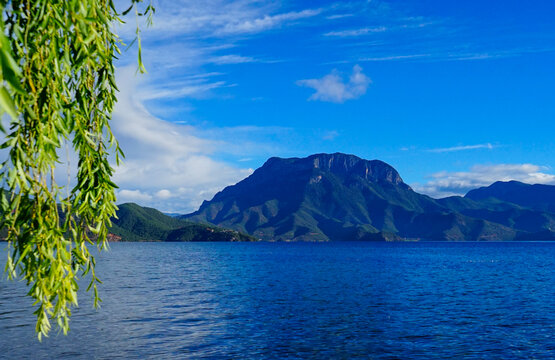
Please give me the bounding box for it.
[112,0,555,213]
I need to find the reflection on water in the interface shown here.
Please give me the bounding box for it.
[1,242,554,359]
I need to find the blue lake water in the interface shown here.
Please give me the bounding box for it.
[1,242,555,359]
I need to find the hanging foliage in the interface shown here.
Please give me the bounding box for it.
[0,0,153,340]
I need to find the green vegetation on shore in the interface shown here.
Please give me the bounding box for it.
[109,203,257,242]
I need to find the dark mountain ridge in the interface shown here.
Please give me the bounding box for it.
[184,153,554,241]
[466,180,555,213]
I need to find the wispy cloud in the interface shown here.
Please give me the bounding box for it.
[412,164,555,198]
[208,54,258,64]
[360,54,431,62]
[324,26,387,37]
[111,66,277,213]
[443,47,555,61]
[219,8,323,35]
[355,47,555,63]
[318,2,555,65]
[297,65,371,103]
[322,130,339,141]
[138,80,229,101]
[323,16,436,38]
[427,143,495,153]
[326,14,355,20]
[113,1,332,106]
[120,2,324,39]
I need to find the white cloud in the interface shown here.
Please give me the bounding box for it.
[322,130,339,141]
[324,26,387,37]
[219,8,323,35]
[360,54,431,62]
[297,65,371,103]
[118,1,322,39]
[326,14,355,20]
[323,18,434,38]
[355,48,555,64]
[413,164,555,198]
[116,190,153,203]
[111,1,330,114]
[427,143,495,153]
[155,189,173,199]
[209,54,257,64]
[111,66,255,213]
[137,80,229,101]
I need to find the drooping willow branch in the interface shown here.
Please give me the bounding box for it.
[0,0,153,340]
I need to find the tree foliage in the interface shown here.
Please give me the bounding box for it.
[0,0,153,340]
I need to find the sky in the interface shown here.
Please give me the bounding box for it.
[111,0,555,213]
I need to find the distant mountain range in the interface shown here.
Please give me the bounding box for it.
[182,153,555,241]
[466,181,555,213]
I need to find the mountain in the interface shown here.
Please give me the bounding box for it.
[183,153,530,241]
[466,181,555,213]
[437,194,555,235]
[110,203,256,242]
[1,201,255,242]
[163,212,184,218]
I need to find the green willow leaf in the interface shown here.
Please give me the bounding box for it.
[0,0,154,340]
[0,86,18,120]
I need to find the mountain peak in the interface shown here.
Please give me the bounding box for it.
[261,153,409,188]
[465,180,555,212]
[466,181,529,200]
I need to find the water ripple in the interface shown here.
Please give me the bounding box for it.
[1,242,554,359]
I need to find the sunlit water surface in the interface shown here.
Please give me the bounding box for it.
[1,242,554,359]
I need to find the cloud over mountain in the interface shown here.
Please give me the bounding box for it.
[297,65,371,103]
[413,164,555,198]
[111,67,253,213]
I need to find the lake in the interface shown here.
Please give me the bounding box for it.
[1,242,554,359]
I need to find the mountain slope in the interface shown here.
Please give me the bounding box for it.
[466,181,555,213]
[438,195,555,234]
[110,203,256,242]
[184,153,518,241]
